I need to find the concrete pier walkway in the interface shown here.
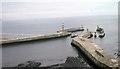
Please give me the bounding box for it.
[71,37,118,69]
[81,31,93,39]
[1,32,71,45]
[58,27,84,33]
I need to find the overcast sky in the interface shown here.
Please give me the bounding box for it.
[2,0,119,20]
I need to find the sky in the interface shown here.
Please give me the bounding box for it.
[2,0,119,20]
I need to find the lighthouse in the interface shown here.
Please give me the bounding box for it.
[62,23,64,33]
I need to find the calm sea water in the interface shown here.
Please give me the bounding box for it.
[2,15,118,67]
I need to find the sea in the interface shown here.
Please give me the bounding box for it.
[1,15,118,67]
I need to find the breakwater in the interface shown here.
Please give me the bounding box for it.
[58,27,84,33]
[71,36,118,69]
[1,32,71,45]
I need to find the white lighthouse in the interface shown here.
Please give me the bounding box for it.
[62,23,64,33]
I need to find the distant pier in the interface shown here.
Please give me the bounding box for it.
[71,35,118,69]
[58,25,84,33]
[81,31,93,38]
[64,27,84,32]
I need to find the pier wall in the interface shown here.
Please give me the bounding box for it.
[1,32,71,45]
[58,27,84,32]
[71,37,118,69]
